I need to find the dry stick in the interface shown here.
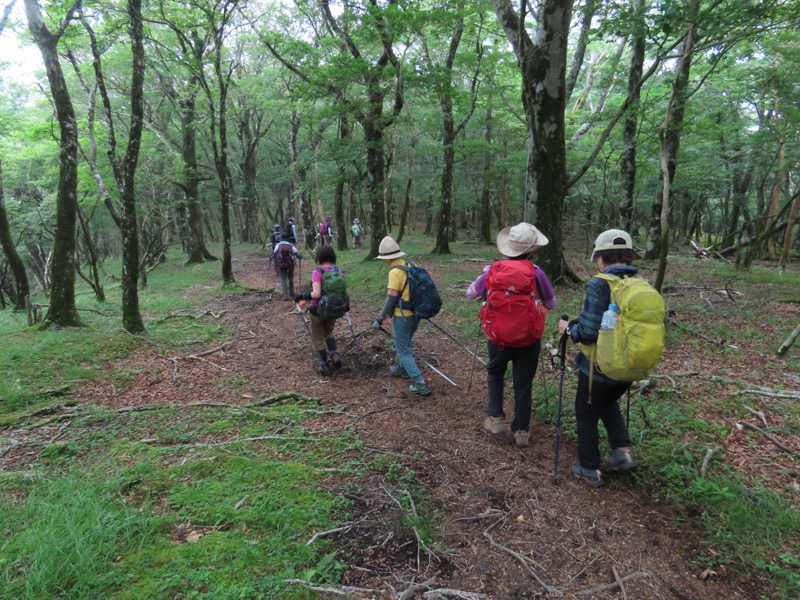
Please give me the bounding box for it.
[777,322,800,356]
[483,529,561,595]
[305,521,363,546]
[399,577,436,600]
[611,566,628,600]
[743,404,767,426]
[700,446,719,479]
[422,589,487,599]
[155,355,179,383]
[185,354,227,371]
[282,579,377,597]
[735,421,800,458]
[574,570,650,596]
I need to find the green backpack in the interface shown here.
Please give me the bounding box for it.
[316,267,350,320]
[585,274,666,382]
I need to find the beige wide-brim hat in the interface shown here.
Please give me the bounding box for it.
[375,236,406,260]
[590,229,633,261]
[496,223,549,257]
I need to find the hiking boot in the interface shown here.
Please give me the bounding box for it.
[318,360,334,376]
[408,381,431,396]
[572,461,604,488]
[607,448,638,471]
[329,351,342,370]
[389,364,410,378]
[514,430,531,448]
[483,415,506,435]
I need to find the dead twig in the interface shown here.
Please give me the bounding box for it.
[483,528,561,595]
[399,577,436,600]
[574,570,649,596]
[611,566,628,600]
[282,579,377,597]
[700,446,719,478]
[306,521,363,547]
[735,421,800,458]
[422,589,487,599]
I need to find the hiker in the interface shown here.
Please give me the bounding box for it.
[467,223,556,448]
[558,229,641,488]
[284,216,297,244]
[372,236,431,397]
[268,224,282,249]
[351,218,363,248]
[269,237,303,301]
[294,245,347,375]
[317,217,333,247]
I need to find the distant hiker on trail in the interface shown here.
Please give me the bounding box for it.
[294,245,349,376]
[467,223,556,448]
[269,224,282,249]
[269,238,303,301]
[351,218,363,248]
[558,229,664,488]
[316,217,333,247]
[284,216,297,244]
[372,236,431,397]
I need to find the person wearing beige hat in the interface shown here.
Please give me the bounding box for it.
[372,236,431,396]
[558,229,639,488]
[466,223,556,448]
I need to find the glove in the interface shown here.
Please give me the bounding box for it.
[372,318,383,330]
[293,294,303,303]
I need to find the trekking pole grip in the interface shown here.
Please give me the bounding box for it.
[559,314,569,366]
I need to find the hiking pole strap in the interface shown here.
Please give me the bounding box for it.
[377,325,459,387]
[428,319,487,366]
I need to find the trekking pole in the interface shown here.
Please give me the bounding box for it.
[553,314,569,481]
[466,322,483,393]
[626,387,631,430]
[427,319,487,366]
[345,312,356,338]
[294,302,316,357]
[377,325,458,387]
[540,349,550,407]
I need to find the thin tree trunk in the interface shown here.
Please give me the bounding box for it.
[778,193,800,273]
[619,0,645,233]
[0,162,30,310]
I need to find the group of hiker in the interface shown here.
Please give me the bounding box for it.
[274,220,666,489]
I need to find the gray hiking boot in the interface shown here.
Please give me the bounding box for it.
[318,360,334,376]
[572,461,604,488]
[483,415,506,435]
[408,381,431,396]
[389,364,410,378]
[329,351,342,370]
[607,448,638,471]
[513,430,531,448]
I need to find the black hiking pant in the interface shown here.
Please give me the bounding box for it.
[575,371,632,470]
[486,339,540,433]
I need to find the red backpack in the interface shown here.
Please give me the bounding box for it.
[275,243,295,269]
[479,260,545,350]
[319,222,328,235]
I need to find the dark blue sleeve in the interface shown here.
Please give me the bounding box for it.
[569,277,611,344]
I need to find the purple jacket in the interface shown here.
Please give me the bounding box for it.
[467,262,556,310]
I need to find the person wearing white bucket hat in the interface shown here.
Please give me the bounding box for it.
[372,236,431,396]
[466,223,556,448]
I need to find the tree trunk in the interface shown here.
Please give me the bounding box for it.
[493,0,575,282]
[335,112,349,251]
[654,16,697,292]
[24,0,81,327]
[119,0,145,333]
[480,104,493,244]
[619,0,645,233]
[0,162,29,311]
[565,0,598,104]
[434,107,455,254]
[397,138,415,243]
[778,193,800,273]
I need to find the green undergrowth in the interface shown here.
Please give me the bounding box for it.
[0,403,360,599]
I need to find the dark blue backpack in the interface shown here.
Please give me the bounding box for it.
[392,261,443,320]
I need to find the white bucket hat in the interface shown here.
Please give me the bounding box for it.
[591,229,633,261]
[375,236,406,260]
[496,223,549,257]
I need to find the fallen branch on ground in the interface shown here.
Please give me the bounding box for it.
[282,579,377,597]
[483,529,561,595]
[700,446,719,478]
[422,589,487,599]
[735,421,800,458]
[777,323,800,356]
[306,521,364,546]
[399,577,436,600]
[574,570,649,596]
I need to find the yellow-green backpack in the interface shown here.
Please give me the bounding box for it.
[591,273,666,381]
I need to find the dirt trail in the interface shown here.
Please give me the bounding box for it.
[223,256,762,599]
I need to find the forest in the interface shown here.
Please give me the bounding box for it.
[0,0,797,330]
[1,0,800,598]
